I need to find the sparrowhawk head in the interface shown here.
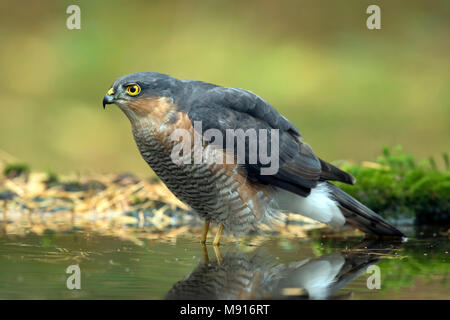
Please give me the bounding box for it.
[102,72,182,110]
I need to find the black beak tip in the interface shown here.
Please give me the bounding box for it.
[103,95,113,109]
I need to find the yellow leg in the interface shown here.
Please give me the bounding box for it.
[201,220,210,244]
[213,224,224,246]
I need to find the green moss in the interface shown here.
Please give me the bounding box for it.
[43,170,59,186]
[3,163,30,178]
[335,147,450,224]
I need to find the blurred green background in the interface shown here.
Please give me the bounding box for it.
[0,0,448,176]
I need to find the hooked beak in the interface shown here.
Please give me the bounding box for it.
[103,88,115,109]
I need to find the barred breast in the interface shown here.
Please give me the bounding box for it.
[131,119,277,236]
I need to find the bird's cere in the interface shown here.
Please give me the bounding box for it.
[102,88,115,109]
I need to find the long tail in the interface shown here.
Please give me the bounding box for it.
[326,182,405,237]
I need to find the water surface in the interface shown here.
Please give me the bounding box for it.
[0,227,448,299]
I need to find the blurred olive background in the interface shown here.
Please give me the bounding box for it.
[0,0,448,176]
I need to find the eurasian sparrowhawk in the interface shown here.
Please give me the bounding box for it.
[103,72,404,244]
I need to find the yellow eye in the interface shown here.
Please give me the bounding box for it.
[126,84,141,96]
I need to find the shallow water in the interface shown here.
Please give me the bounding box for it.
[0,227,448,299]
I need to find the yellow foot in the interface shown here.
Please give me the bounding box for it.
[213,224,224,246]
[201,220,210,244]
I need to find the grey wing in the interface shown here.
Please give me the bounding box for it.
[205,87,302,137]
[186,86,353,197]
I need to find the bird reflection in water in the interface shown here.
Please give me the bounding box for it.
[166,240,402,300]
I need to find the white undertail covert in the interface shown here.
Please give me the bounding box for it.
[274,182,346,227]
